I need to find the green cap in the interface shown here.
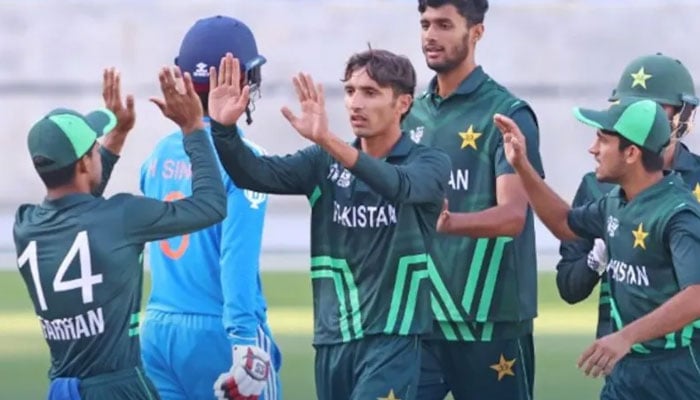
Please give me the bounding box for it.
[28,108,117,172]
[573,98,671,154]
[609,53,698,107]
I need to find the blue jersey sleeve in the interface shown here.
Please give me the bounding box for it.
[220,148,268,347]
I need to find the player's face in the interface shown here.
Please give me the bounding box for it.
[420,5,478,73]
[589,131,626,183]
[344,67,409,138]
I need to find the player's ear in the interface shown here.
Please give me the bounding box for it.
[624,145,641,166]
[396,93,413,116]
[76,155,90,174]
[470,23,485,45]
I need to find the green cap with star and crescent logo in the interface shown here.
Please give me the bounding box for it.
[609,53,698,107]
[574,98,671,154]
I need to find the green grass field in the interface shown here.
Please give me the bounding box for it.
[0,270,603,399]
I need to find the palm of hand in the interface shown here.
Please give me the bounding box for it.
[503,134,523,166]
[504,140,517,162]
[295,100,327,141]
[113,106,135,132]
[209,86,245,125]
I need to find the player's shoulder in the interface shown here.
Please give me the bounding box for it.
[676,144,700,178]
[101,193,142,208]
[580,171,597,183]
[410,86,434,113]
[481,73,533,115]
[13,203,38,228]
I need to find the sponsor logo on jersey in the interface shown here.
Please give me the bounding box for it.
[606,259,650,287]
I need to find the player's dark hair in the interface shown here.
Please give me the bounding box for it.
[613,132,664,172]
[418,0,489,26]
[343,48,416,120]
[34,145,95,189]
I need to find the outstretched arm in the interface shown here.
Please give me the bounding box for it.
[318,133,450,204]
[437,108,541,237]
[92,68,137,196]
[280,71,450,204]
[209,54,319,196]
[126,67,225,243]
[556,175,605,304]
[220,176,267,347]
[211,123,321,195]
[492,113,578,241]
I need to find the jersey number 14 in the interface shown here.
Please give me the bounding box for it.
[17,231,103,311]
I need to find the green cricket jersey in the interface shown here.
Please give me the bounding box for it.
[401,67,544,341]
[13,131,226,379]
[211,121,451,345]
[558,143,700,339]
[568,173,700,352]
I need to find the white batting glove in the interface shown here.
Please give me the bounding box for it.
[213,345,271,400]
[587,239,608,275]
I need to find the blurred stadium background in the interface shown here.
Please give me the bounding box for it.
[1,0,699,398]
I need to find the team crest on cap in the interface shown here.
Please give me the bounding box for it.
[630,67,652,89]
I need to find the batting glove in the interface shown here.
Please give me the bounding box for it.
[587,239,608,275]
[214,345,271,400]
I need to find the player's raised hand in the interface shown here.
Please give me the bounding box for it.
[578,332,632,378]
[208,53,251,126]
[102,67,135,135]
[150,66,205,134]
[494,114,527,169]
[281,73,330,144]
[436,199,451,233]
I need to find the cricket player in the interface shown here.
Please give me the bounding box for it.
[556,53,700,340]
[13,68,226,400]
[210,50,450,400]
[401,1,543,398]
[496,98,700,399]
[139,16,281,400]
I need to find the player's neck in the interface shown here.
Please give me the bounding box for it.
[662,140,678,170]
[620,170,664,202]
[435,58,477,98]
[45,183,91,201]
[360,126,402,158]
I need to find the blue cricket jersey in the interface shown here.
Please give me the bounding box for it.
[140,119,268,346]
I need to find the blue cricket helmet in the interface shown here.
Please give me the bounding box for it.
[175,15,266,94]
